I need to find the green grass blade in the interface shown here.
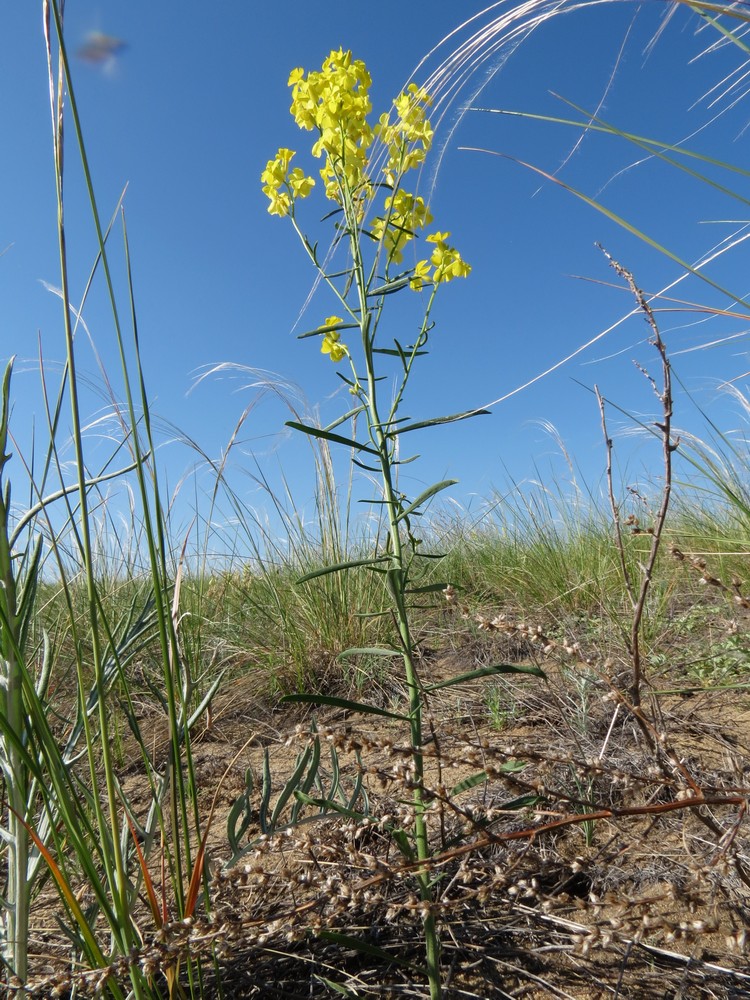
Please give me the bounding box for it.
[462,146,749,310]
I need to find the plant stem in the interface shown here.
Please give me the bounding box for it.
[45,1,140,976]
[346,195,442,1000]
[0,362,29,994]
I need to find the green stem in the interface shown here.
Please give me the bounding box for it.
[45,4,141,982]
[344,177,442,1000]
[0,364,29,993]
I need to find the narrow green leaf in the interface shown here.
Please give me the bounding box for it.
[451,771,489,796]
[313,976,356,997]
[352,458,382,472]
[368,276,410,295]
[319,930,425,974]
[557,94,750,209]
[373,347,429,357]
[499,793,542,811]
[405,582,451,595]
[187,669,226,730]
[280,693,408,721]
[292,738,323,823]
[271,744,314,827]
[337,646,402,660]
[16,533,44,651]
[472,106,750,180]
[324,405,366,432]
[464,147,749,308]
[397,409,491,435]
[345,756,367,811]
[424,662,546,692]
[326,743,341,804]
[293,791,365,821]
[286,420,380,456]
[296,320,358,340]
[226,770,254,854]
[297,554,390,584]
[258,749,272,834]
[396,479,458,522]
[0,358,14,463]
[698,8,750,50]
[498,759,528,774]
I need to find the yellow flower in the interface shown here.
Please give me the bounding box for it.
[261,148,315,216]
[425,232,471,283]
[372,189,433,263]
[264,55,472,298]
[264,188,292,217]
[409,259,432,291]
[288,167,315,198]
[288,50,373,201]
[319,316,348,362]
[375,83,433,185]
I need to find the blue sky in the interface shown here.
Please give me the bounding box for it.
[2,2,750,549]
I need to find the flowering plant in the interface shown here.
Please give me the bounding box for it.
[262,49,510,999]
[261,48,470,362]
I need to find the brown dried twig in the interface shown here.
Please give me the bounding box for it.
[596,248,678,709]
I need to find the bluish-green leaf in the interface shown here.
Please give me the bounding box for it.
[352,458,382,472]
[313,976,357,997]
[297,554,390,584]
[373,348,428,357]
[396,409,491,435]
[324,405,366,432]
[227,769,254,853]
[280,693,409,721]
[319,931,424,974]
[498,759,527,774]
[258,749,272,834]
[499,793,542,811]
[368,276,410,295]
[337,646,402,660]
[271,743,315,827]
[286,420,380,456]
[451,771,489,797]
[424,662,546,692]
[293,791,365,821]
[296,320,358,340]
[396,479,458,522]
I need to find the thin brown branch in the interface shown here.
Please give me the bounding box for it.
[597,246,677,708]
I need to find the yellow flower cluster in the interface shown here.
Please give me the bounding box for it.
[319,316,348,362]
[410,232,472,289]
[260,147,315,217]
[375,83,434,187]
[370,190,433,264]
[261,52,472,360]
[426,231,472,283]
[288,48,373,203]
